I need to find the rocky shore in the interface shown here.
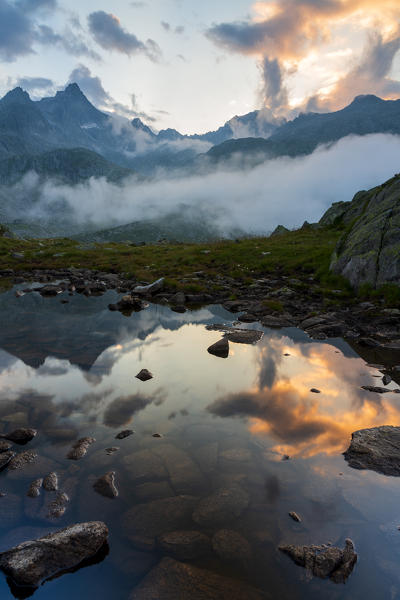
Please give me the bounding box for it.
[2,266,399,352]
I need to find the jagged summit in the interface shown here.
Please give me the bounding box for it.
[0,87,31,105]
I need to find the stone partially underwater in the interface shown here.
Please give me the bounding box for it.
[0,522,108,591]
[344,426,400,476]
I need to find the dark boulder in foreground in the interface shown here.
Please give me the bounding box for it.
[207,338,229,359]
[0,521,108,589]
[129,557,268,599]
[279,539,357,583]
[344,426,400,475]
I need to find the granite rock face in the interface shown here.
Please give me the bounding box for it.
[279,539,357,583]
[329,175,400,287]
[129,557,268,599]
[344,426,400,476]
[0,521,108,589]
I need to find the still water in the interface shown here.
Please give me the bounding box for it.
[0,285,400,599]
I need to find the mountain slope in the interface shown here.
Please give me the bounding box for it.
[206,95,400,164]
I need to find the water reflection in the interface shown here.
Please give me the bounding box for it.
[0,286,399,599]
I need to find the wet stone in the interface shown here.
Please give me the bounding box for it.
[1,428,37,444]
[279,538,357,583]
[93,471,118,499]
[129,557,268,600]
[207,338,229,359]
[212,529,252,565]
[0,521,108,589]
[43,472,58,491]
[8,450,37,471]
[344,426,400,475]
[67,437,96,460]
[289,512,301,523]
[27,478,43,498]
[0,451,15,469]
[205,325,264,345]
[192,486,250,527]
[105,447,119,455]
[0,441,12,453]
[116,429,134,440]
[157,530,211,560]
[136,369,153,381]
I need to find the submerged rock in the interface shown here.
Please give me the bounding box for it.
[207,338,229,359]
[67,437,95,460]
[0,521,108,589]
[344,426,400,475]
[129,557,268,599]
[212,529,252,565]
[93,472,118,499]
[47,492,69,519]
[192,486,249,527]
[122,496,197,549]
[136,369,153,381]
[157,530,211,560]
[1,428,37,444]
[279,538,357,583]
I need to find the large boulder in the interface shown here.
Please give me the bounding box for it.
[343,426,400,476]
[329,174,400,287]
[129,557,268,599]
[0,521,108,589]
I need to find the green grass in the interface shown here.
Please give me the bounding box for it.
[0,224,372,305]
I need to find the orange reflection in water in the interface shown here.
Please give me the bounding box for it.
[209,339,400,459]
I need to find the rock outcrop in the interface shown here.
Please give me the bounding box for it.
[343,425,400,476]
[329,174,400,287]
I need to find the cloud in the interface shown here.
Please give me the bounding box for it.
[0,0,37,61]
[36,24,101,60]
[13,76,54,92]
[88,10,161,61]
[161,21,170,32]
[206,0,400,115]
[130,1,146,7]
[103,393,160,427]
[7,133,400,239]
[161,21,185,34]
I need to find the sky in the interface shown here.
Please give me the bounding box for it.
[0,0,399,133]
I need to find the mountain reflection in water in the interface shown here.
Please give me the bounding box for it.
[0,285,399,599]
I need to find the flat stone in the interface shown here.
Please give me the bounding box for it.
[67,437,95,460]
[279,539,357,583]
[93,472,118,499]
[205,325,263,345]
[192,486,249,527]
[207,338,229,358]
[157,530,211,560]
[122,449,168,484]
[151,444,206,494]
[361,386,400,394]
[134,481,175,502]
[212,529,252,565]
[0,521,108,589]
[344,426,400,475]
[129,557,268,599]
[122,496,198,548]
[136,369,153,381]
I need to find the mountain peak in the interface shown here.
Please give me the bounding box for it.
[64,83,84,96]
[350,94,383,106]
[1,87,31,105]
